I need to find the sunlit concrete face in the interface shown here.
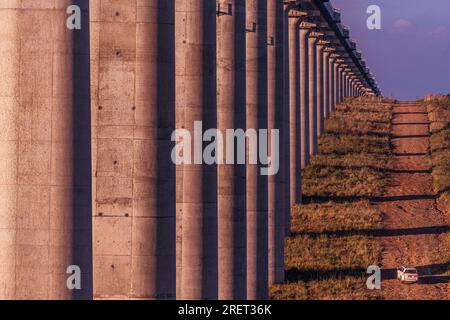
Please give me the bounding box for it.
[308,34,318,156]
[0,1,91,300]
[287,17,301,209]
[90,0,176,299]
[299,27,310,168]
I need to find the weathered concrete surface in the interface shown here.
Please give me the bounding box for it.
[282,10,292,235]
[316,43,325,136]
[217,0,246,300]
[329,55,336,114]
[308,34,318,156]
[323,49,331,120]
[288,18,301,209]
[267,0,285,285]
[176,0,218,300]
[0,1,92,299]
[246,0,268,300]
[90,0,176,299]
[299,27,310,168]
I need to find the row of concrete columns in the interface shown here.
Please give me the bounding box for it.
[0,0,378,300]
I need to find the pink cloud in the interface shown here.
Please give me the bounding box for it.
[430,26,449,37]
[393,19,413,33]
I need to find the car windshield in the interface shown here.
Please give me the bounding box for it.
[405,269,417,274]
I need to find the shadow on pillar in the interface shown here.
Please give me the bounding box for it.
[155,0,176,298]
[202,0,219,298]
[72,1,93,300]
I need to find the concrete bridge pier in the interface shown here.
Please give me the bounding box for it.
[268,0,286,285]
[246,0,268,300]
[329,54,337,114]
[316,41,325,136]
[177,0,218,300]
[217,0,247,300]
[287,16,302,211]
[323,48,332,120]
[91,0,176,299]
[299,24,310,168]
[308,32,319,156]
[0,1,92,300]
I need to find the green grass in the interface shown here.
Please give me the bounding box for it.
[271,97,395,300]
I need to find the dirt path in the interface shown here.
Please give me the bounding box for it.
[374,101,449,300]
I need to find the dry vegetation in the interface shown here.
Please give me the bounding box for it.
[271,97,396,300]
[424,95,450,280]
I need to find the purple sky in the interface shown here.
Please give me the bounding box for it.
[332,0,450,100]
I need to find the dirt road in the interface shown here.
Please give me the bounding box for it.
[374,101,449,300]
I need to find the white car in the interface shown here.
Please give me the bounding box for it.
[397,266,419,283]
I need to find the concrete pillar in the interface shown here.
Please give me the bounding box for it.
[282,7,292,236]
[337,65,342,103]
[0,1,92,300]
[323,49,331,120]
[246,0,268,300]
[91,0,176,299]
[346,71,350,97]
[333,61,339,111]
[329,56,336,114]
[177,0,218,300]
[342,71,346,99]
[268,0,285,285]
[288,18,301,208]
[308,34,318,156]
[299,26,310,168]
[316,42,325,137]
[175,1,185,299]
[217,0,247,300]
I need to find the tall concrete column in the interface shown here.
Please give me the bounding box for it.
[333,61,339,111]
[217,0,247,300]
[316,42,325,137]
[288,17,301,209]
[346,70,351,97]
[282,7,293,236]
[268,0,285,285]
[308,34,318,156]
[91,0,176,299]
[176,0,218,300]
[299,25,310,168]
[337,65,343,103]
[246,0,268,300]
[343,69,348,99]
[0,1,91,299]
[329,55,336,114]
[323,49,331,120]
